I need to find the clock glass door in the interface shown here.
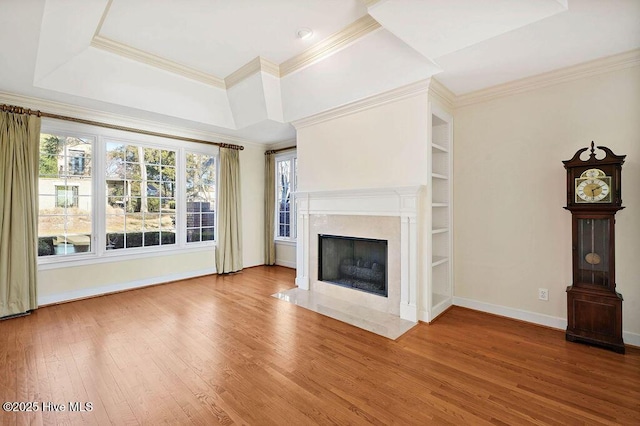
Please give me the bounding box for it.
[577,218,610,287]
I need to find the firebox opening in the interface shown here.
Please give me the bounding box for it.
[318,234,388,297]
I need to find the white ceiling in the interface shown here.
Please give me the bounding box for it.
[0,0,638,144]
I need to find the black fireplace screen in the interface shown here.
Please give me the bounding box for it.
[318,234,388,297]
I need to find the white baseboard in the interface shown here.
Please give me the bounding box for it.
[453,297,640,348]
[275,259,296,269]
[38,268,216,306]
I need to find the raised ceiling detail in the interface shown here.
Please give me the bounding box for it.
[1,0,638,143]
[91,35,227,89]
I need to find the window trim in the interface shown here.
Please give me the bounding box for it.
[37,119,218,268]
[274,152,297,242]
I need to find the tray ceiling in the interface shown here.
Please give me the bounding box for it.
[0,0,638,144]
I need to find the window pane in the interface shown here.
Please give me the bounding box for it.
[275,156,297,239]
[104,141,176,251]
[144,147,160,164]
[125,145,139,162]
[201,227,215,241]
[187,228,201,243]
[186,152,216,244]
[162,150,176,166]
[143,232,160,247]
[38,133,93,257]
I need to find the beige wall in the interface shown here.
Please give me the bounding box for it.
[297,93,430,191]
[275,241,296,268]
[38,249,215,303]
[454,65,640,335]
[240,143,265,267]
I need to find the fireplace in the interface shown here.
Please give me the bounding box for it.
[318,234,388,297]
[296,186,420,321]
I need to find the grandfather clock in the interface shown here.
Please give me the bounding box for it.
[563,142,625,353]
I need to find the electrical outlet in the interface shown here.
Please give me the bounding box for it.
[538,288,549,301]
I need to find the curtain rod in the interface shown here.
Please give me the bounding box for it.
[0,103,244,150]
[265,146,296,155]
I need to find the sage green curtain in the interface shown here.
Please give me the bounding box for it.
[264,152,276,265]
[0,111,40,318]
[216,147,243,273]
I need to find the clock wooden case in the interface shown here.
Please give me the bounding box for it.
[563,142,625,353]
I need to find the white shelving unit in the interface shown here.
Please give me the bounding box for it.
[427,104,453,322]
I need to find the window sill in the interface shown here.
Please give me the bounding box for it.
[274,239,296,246]
[38,243,215,271]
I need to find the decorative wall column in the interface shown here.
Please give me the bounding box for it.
[295,193,310,290]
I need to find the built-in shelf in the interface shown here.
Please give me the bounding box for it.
[432,256,449,267]
[432,143,448,153]
[427,104,453,323]
[432,293,449,307]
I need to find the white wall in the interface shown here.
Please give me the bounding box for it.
[453,65,640,339]
[296,93,430,191]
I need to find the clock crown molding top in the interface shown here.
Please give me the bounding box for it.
[562,141,626,168]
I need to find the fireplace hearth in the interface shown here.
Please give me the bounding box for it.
[318,234,388,297]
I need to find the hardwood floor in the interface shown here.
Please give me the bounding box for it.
[1,266,638,425]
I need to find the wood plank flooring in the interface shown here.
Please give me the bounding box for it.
[0,266,638,425]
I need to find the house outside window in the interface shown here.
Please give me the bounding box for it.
[68,149,86,175]
[275,153,297,240]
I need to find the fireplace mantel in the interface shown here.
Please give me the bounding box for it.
[295,186,422,322]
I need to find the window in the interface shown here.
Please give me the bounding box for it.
[38,134,93,257]
[37,121,218,264]
[186,152,216,243]
[55,185,78,208]
[275,153,297,240]
[105,143,176,250]
[68,150,86,175]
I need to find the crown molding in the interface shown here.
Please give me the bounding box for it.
[292,78,431,129]
[455,48,640,108]
[280,14,381,77]
[363,0,384,8]
[91,35,226,89]
[0,91,253,146]
[225,57,281,89]
[428,77,456,112]
[93,0,113,39]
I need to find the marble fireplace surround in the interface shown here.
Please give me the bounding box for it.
[295,186,421,322]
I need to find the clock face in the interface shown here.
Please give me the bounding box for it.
[576,178,610,202]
